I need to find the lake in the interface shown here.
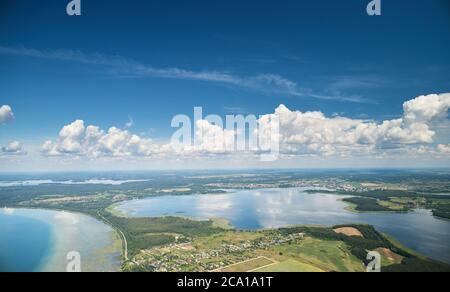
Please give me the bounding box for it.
[114,188,450,264]
[0,209,122,272]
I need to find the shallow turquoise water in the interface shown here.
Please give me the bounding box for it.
[115,188,450,264]
[0,214,53,272]
[0,209,121,272]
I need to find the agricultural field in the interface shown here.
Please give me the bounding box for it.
[122,224,450,272]
[255,259,324,272]
[260,237,365,272]
[219,257,276,272]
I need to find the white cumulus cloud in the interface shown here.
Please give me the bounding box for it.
[41,93,450,160]
[1,141,26,155]
[437,144,450,155]
[42,120,171,158]
[0,105,14,124]
[257,93,450,156]
[194,120,236,154]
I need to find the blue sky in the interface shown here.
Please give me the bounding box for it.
[0,0,450,171]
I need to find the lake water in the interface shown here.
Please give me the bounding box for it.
[115,188,450,264]
[0,209,122,272]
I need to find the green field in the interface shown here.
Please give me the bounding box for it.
[193,231,264,250]
[266,237,366,272]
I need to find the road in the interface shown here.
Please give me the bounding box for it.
[97,211,128,261]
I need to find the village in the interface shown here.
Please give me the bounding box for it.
[131,232,305,272]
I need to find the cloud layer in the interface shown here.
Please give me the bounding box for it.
[42,120,171,158]
[258,93,450,157]
[0,105,14,124]
[0,46,368,103]
[41,94,450,161]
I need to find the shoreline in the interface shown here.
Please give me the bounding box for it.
[4,186,450,270]
[1,208,122,272]
[108,188,450,265]
[4,204,449,270]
